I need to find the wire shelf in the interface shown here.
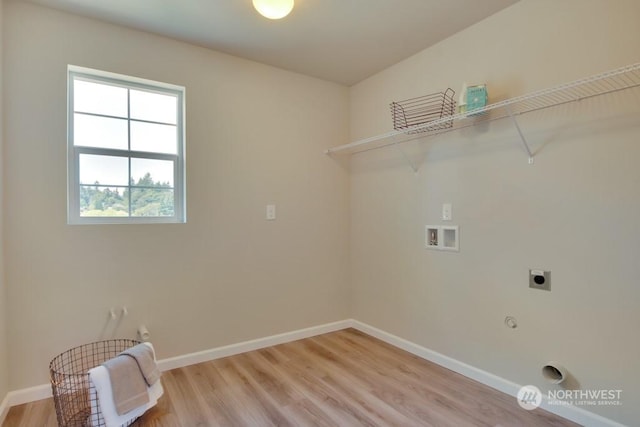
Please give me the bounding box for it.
[390,88,456,134]
[49,339,142,427]
[325,62,640,155]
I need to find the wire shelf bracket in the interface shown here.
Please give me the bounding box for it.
[506,105,534,164]
[325,62,640,169]
[393,140,419,173]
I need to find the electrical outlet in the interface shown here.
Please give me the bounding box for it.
[266,204,276,220]
[529,269,551,291]
[442,203,452,221]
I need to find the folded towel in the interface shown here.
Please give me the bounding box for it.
[89,366,163,427]
[103,353,149,415]
[121,343,161,386]
[88,343,163,427]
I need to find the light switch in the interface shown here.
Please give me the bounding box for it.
[442,203,452,221]
[266,204,276,220]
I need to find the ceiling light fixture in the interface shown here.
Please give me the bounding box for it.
[252,0,294,20]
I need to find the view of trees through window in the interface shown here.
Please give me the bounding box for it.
[80,173,174,217]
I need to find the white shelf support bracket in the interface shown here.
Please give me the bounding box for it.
[506,106,534,164]
[393,140,419,173]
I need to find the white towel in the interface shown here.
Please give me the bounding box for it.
[88,342,163,427]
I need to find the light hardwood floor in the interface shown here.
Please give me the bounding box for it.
[3,329,579,426]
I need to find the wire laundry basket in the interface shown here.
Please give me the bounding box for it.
[390,88,456,134]
[49,339,141,427]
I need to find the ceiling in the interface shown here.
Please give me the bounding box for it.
[24,0,519,86]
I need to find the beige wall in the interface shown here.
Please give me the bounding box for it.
[350,0,640,424]
[0,0,9,403]
[2,0,639,425]
[3,1,350,389]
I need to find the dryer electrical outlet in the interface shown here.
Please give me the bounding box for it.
[529,269,551,291]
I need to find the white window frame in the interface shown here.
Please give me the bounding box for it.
[67,65,186,224]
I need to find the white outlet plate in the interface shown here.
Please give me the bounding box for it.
[442,203,452,221]
[266,204,276,220]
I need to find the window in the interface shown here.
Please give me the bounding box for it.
[68,66,185,224]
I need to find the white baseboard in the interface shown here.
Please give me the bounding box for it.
[156,319,353,372]
[350,320,626,427]
[1,318,625,427]
[0,393,10,425]
[6,384,52,407]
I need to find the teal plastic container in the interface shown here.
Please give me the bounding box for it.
[466,85,488,113]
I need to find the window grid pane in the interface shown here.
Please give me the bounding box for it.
[79,154,129,186]
[130,121,178,154]
[73,114,129,149]
[130,89,178,125]
[130,188,175,217]
[74,79,128,117]
[80,185,129,217]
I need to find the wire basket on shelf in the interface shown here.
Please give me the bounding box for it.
[390,88,456,134]
[49,339,142,427]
